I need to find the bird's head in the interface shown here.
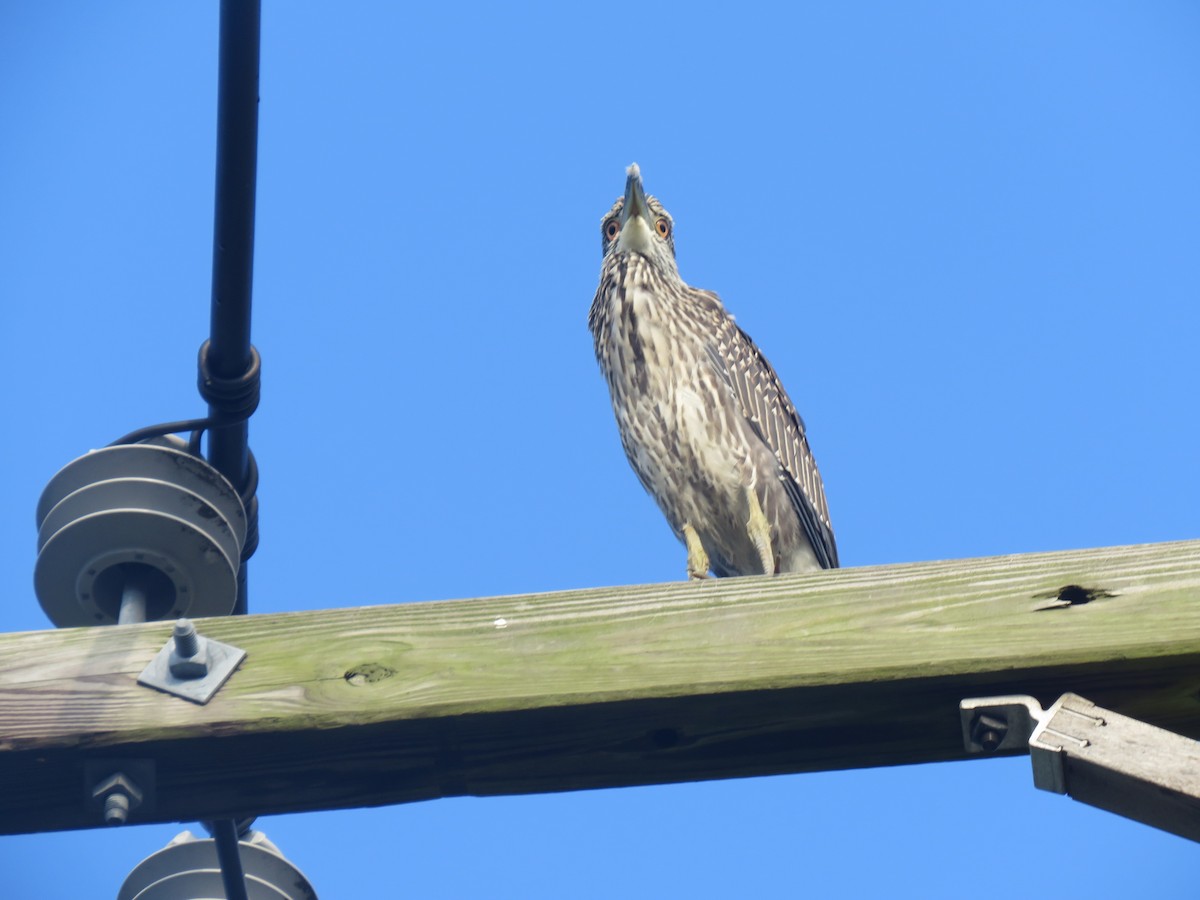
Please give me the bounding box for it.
[600,163,677,269]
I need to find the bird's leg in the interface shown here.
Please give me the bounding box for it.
[682,522,711,580]
[744,487,777,575]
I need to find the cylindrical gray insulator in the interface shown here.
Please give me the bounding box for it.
[118,830,317,900]
[34,442,246,627]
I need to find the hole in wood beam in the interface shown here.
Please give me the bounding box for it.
[344,663,397,685]
[1033,584,1119,612]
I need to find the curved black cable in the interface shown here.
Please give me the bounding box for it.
[108,418,261,565]
[109,417,221,447]
[197,340,260,417]
[237,451,259,561]
[197,339,261,564]
[107,343,260,447]
[106,341,261,563]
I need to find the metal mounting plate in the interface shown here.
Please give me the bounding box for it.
[138,633,246,704]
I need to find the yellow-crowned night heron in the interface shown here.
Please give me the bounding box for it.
[589,163,838,578]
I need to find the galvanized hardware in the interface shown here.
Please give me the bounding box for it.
[85,760,155,827]
[961,692,1200,843]
[969,712,1008,751]
[168,619,210,679]
[138,618,246,704]
[92,773,143,826]
[960,695,1044,754]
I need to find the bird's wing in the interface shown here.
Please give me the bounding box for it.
[704,298,839,569]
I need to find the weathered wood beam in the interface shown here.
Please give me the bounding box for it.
[1,539,1198,835]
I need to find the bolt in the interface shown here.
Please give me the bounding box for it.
[92,773,143,826]
[169,618,210,679]
[970,713,1009,752]
[173,619,200,656]
[104,792,131,825]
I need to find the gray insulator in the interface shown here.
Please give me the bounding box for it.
[118,830,317,900]
[34,441,246,627]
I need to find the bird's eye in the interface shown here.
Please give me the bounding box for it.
[604,219,620,241]
[655,217,671,238]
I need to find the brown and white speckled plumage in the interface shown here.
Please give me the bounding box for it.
[588,164,837,576]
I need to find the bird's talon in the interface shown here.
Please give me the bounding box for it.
[682,522,710,580]
[744,487,776,576]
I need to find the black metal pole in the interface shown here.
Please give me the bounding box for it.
[211,818,251,900]
[206,0,261,615]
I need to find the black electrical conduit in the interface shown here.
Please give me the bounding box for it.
[108,2,263,895]
[206,2,260,896]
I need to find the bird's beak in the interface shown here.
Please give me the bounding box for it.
[620,162,651,229]
[616,162,656,254]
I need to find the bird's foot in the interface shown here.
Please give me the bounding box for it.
[682,522,711,580]
[744,487,777,575]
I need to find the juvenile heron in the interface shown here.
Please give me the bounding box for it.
[588,163,838,578]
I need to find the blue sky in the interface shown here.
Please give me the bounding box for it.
[2,2,1198,896]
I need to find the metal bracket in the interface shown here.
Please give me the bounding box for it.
[84,758,156,826]
[961,692,1200,843]
[138,618,246,704]
[960,695,1043,753]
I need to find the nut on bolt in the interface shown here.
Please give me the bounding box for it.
[168,618,210,679]
[92,773,143,826]
[970,712,1010,752]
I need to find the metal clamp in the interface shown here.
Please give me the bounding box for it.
[138,618,246,704]
[961,692,1200,843]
